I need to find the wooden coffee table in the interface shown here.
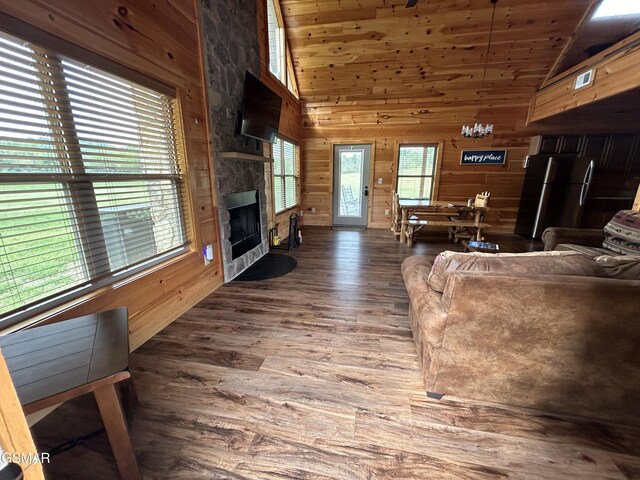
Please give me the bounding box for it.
[462,240,500,253]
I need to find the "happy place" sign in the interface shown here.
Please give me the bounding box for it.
[460,149,507,165]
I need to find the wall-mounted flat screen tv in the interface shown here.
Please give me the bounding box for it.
[240,72,282,144]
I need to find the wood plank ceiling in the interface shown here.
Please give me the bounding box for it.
[279,0,595,230]
[282,0,594,106]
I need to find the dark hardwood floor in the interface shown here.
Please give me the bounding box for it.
[32,227,640,479]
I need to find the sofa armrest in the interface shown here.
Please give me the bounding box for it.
[541,227,604,251]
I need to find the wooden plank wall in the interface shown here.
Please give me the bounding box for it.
[0,0,223,349]
[281,0,593,231]
[301,107,532,231]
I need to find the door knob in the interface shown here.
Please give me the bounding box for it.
[364,186,369,196]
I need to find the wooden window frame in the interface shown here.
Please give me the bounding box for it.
[0,24,191,328]
[395,143,441,200]
[265,0,299,98]
[266,0,285,83]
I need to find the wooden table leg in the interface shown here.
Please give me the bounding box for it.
[400,207,408,243]
[474,209,483,241]
[94,383,142,480]
[119,378,139,422]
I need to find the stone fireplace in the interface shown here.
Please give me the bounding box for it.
[216,159,268,281]
[199,0,269,281]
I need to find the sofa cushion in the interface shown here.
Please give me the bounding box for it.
[427,250,603,293]
[603,210,640,255]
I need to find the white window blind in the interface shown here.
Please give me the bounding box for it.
[0,30,188,323]
[272,137,298,213]
[396,145,438,200]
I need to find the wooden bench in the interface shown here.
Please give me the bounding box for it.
[402,219,491,247]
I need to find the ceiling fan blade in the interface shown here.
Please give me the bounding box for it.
[405,0,418,7]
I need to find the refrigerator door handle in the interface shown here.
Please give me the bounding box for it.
[579,160,594,207]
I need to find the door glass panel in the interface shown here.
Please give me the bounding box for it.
[338,150,363,217]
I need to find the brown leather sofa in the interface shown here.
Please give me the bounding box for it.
[541,227,605,252]
[402,251,640,424]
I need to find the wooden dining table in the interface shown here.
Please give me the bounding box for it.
[398,199,489,244]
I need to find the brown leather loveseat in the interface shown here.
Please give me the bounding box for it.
[542,209,640,256]
[402,250,640,424]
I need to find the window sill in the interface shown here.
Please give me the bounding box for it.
[275,204,300,217]
[0,249,198,335]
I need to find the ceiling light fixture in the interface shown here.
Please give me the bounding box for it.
[461,0,498,139]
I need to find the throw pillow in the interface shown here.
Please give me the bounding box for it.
[603,210,640,255]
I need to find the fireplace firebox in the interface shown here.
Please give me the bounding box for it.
[226,190,261,260]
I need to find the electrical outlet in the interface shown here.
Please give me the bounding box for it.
[385,209,390,216]
[299,210,304,217]
[204,244,214,265]
[311,207,316,213]
[378,177,383,185]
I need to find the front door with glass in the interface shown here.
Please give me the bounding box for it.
[332,144,371,227]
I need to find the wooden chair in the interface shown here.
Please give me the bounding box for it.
[451,191,491,242]
[0,351,44,480]
[474,191,491,208]
[0,309,141,480]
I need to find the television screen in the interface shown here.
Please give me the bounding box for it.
[240,72,282,144]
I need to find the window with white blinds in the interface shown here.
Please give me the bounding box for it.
[267,0,285,83]
[272,137,298,213]
[0,30,188,323]
[396,145,438,200]
[266,0,298,97]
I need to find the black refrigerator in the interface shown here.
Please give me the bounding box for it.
[515,155,595,239]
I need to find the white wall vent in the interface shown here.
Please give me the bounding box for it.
[575,69,594,90]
